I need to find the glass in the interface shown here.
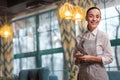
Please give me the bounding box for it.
[51,10,59,30]
[52,29,62,48]
[12,17,36,54]
[14,59,20,75]
[106,17,120,40]
[106,46,120,71]
[98,17,120,40]
[38,10,62,50]
[39,12,50,32]
[98,3,120,71]
[105,6,120,18]
[14,57,36,75]
[42,53,63,80]
[21,57,36,69]
[96,0,118,17]
[39,32,51,50]
[98,19,106,32]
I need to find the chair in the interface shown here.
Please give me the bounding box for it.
[19,67,50,80]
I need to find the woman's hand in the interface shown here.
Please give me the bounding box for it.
[74,51,83,65]
[78,55,92,62]
[77,55,103,63]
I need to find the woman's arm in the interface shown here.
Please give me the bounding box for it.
[78,55,103,64]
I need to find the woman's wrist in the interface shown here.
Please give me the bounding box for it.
[91,56,102,63]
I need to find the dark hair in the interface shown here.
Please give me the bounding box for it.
[86,7,101,16]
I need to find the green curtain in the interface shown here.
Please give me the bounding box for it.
[0,37,13,78]
[57,0,96,80]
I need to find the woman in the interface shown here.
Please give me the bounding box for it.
[74,7,113,80]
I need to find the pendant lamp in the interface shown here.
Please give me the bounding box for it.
[72,6,86,21]
[0,24,13,38]
[58,1,74,19]
[58,1,86,21]
[0,16,13,38]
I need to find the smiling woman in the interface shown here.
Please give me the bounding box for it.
[74,7,113,80]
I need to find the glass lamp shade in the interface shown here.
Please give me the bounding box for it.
[0,24,13,38]
[58,2,74,19]
[72,6,86,21]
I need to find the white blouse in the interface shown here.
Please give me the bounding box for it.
[76,28,113,65]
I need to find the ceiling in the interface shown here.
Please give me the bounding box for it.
[0,0,59,16]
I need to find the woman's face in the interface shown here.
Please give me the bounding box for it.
[86,9,101,31]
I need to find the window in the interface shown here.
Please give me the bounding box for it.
[13,17,36,54]
[38,11,61,50]
[13,9,63,78]
[97,0,120,71]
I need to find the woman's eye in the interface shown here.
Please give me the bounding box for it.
[96,16,100,18]
[89,15,93,18]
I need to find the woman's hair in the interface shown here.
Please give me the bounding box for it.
[86,7,101,16]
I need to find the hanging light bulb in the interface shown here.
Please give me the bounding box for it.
[58,1,86,21]
[58,2,74,19]
[72,6,86,21]
[0,24,13,38]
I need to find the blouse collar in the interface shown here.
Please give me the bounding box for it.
[87,28,99,36]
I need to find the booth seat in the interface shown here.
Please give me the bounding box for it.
[19,67,49,80]
[107,71,120,80]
